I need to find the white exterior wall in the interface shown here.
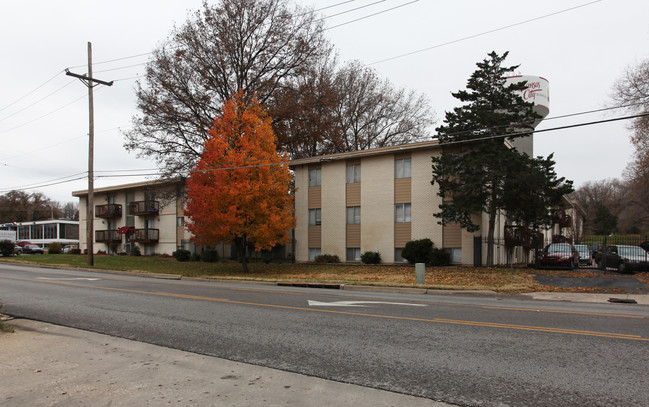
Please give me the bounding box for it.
[294,166,309,262]
[361,155,395,262]
[321,161,346,257]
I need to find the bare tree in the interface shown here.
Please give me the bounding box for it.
[610,58,649,233]
[125,0,331,177]
[271,59,435,158]
[331,61,434,153]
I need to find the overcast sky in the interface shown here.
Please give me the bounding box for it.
[1,0,648,204]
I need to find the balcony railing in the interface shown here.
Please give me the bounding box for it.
[95,230,122,243]
[128,200,159,216]
[552,210,572,228]
[95,204,122,218]
[504,225,543,249]
[131,228,159,243]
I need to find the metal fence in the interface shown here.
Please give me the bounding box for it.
[532,235,649,271]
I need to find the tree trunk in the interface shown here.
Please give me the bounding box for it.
[237,234,249,273]
[486,192,498,268]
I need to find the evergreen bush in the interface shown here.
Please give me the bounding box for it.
[131,245,141,256]
[360,251,381,264]
[401,238,434,264]
[173,249,191,262]
[429,248,451,266]
[201,249,219,263]
[0,240,14,257]
[314,254,340,263]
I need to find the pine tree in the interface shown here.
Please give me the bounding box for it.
[431,51,572,266]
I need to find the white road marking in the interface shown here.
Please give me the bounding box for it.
[308,300,426,307]
[36,277,100,281]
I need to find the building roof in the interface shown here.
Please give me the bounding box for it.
[288,139,441,167]
[72,178,182,198]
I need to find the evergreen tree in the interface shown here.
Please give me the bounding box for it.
[431,51,573,266]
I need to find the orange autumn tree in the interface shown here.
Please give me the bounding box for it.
[184,92,295,272]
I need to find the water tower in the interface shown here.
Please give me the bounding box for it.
[503,75,549,156]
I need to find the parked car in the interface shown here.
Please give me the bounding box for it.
[574,244,591,266]
[595,245,649,273]
[21,244,44,254]
[539,243,579,269]
[589,242,602,259]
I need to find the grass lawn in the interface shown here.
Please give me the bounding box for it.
[1,254,645,293]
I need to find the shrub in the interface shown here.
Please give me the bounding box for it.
[0,240,14,257]
[70,248,82,255]
[131,245,141,256]
[401,238,434,264]
[429,248,451,266]
[191,252,201,262]
[314,254,340,263]
[97,250,107,255]
[201,249,219,263]
[173,249,191,262]
[361,251,381,264]
[48,242,62,254]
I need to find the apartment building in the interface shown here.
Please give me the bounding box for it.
[290,140,486,264]
[72,180,206,256]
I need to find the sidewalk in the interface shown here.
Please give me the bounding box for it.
[0,319,450,407]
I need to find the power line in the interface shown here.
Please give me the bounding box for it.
[0,92,88,135]
[3,112,646,194]
[317,0,387,21]
[0,80,76,123]
[0,71,65,114]
[368,0,602,65]
[325,0,419,30]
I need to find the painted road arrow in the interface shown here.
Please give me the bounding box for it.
[308,300,426,307]
[36,277,101,281]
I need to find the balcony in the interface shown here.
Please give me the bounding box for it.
[131,228,159,243]
[95,230,122,243]
[504,225,543,249]
[128,200,159,216]
[95,204,122,218]
[552,210,572,228]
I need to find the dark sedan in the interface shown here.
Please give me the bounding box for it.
[21,244,44,254]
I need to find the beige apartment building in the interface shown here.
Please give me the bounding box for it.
[72,180,212,256]
[290,140,483,264]
[72,140,580,265]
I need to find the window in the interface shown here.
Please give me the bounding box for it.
[308,248,321,260]
[18,226,29,240]
[31,225,43,239]
[395,158,411,179]
[346,164,360,183]
[177,217,184,227]
[346,206,361,224]
[309,168,321,186]
[44,224,57,239]
[394,248,407,262]
[347,248,361,261]
[309,209,321,226]
[395,203,411,223]
[444,248,462,263]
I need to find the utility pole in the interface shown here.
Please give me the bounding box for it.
[66,42,113,266]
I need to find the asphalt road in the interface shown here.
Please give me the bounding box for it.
[1,263,648,406]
